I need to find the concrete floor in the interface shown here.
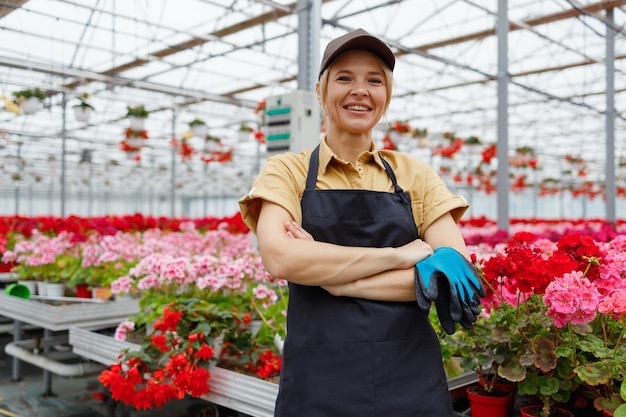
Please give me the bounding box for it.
[0,328,247,417]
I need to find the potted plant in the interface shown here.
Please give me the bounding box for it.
[12,88,46,115]
[44,254,84,297]
[73,93,95,122]
[122,127,149,149]
[126,105,149,130]
[448,301,516,417]
[475,232,621,417]
[3,230,78,296]
[188,118,208,138]
[463,135,483,154]
[237,123,253,141]
[496,294,576,417]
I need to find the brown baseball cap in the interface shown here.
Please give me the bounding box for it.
[318,28,395,79]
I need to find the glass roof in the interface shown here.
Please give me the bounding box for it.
[0,0,625,216]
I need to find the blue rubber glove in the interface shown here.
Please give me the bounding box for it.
[414,247,485,334]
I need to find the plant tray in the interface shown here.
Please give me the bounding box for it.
[69,327,278,417]
[69,328,478,417]
[0,293,139,331]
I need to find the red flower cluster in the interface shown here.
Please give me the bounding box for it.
[99,302,225,410]
[124,127,149,139]
[247,349,282,379]
[0,213,249,248]
[170,137,196,162]
[479,232,603,310]
[392,121,411,134]
[201,149,232,164]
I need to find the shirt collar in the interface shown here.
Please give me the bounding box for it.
[318,136,387,174]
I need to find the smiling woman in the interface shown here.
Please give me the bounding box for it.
[239,28,479,417]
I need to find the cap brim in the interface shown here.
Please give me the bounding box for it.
[319,29,395,78]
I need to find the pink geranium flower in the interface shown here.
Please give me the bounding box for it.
[543,270,601,328]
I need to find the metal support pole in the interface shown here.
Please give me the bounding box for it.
[170,110,177,217]
[43,328,53,396]
[297,0,321,92]
[605,8,616,225]
[11,320,22,381]
[89,161,94,215]
[496,0,510,231]
[60,93,67,217]
[14,142,22,214]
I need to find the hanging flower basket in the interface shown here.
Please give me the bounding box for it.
[126,105,149,130]
[129,116,146,131]
[237,124,253,142]
[125,137,145,148]
[123,128,149,148]
[204,136,222,153]
[191,124,208,138]
[73,106,93,122]
[73,93,95,122]
[12,88,45,115]
[19,97,42,115]
[189,118,208,138]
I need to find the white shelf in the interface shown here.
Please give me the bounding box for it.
[69,327,278,417]
[0,293,139,331]
[69,328,478,417]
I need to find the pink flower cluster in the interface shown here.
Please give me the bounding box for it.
[3,230,75,266]
[102,223,284,319]
[543,271,601,327]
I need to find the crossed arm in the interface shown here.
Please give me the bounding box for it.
[256,201,469,302]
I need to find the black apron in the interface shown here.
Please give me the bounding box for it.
[274,146,453,417]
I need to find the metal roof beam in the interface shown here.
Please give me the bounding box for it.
[403,0,626,53]
[0,55,256,108]
[0,0,28,19]
[463,0,611,66]
[62,0,335,89]
[396,54,626,96]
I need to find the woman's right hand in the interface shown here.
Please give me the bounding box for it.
[394,239,433,270]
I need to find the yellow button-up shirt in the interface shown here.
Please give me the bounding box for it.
[239,136,469,237]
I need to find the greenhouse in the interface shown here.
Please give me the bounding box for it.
[1,1,626,417]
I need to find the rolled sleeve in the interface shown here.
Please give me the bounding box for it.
[420,166,469,235]
[238,154,307,234]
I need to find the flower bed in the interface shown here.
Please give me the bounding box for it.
[6,214,626,414]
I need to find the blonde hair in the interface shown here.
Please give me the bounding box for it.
[317,50,393,123]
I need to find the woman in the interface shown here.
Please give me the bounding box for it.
[239,28,472,417]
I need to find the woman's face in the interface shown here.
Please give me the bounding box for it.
[321,50,389,135]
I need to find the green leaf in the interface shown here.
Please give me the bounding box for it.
[538,376,560,396]
[574,362,610,386]
[499,359,526,382]
[533,337,557,373]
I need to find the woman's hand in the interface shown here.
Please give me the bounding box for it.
[395,239,433,269]
[284,221,314,241]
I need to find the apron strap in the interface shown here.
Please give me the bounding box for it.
[305,145,321,191]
